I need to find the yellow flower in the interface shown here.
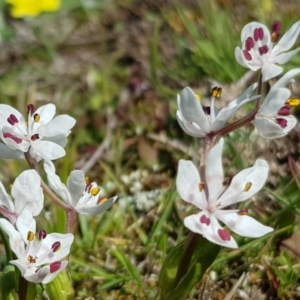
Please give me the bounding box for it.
[6,0,61,18]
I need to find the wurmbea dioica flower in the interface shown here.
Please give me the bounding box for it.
[0,169,43,224]
[254,68,300,138]
[43,161,118,215]
[0,104,76,161]
[0,211,73,284]
[235,21,300,82]
[176,138,273,248]
[177,83,258,138]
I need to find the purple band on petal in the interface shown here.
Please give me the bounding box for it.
[3,132,22,144]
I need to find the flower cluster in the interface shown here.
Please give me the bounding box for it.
[0,102,118,285]
[176,20,300,248]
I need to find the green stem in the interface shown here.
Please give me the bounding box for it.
[0,227,13,262]
[18,276,28,300]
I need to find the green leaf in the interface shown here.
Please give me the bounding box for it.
[159,236,220,299]
[0,265,18,299]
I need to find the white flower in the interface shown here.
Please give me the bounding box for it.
[254,68,300,138]
[0,169,43,224]
[235,21,300,82]
[176,138,273,248]
[0,103,76,161]
[43,160,118,215]
[0,211,74,284]
[176,84,258,138]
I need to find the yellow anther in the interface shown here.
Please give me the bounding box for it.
[198,182,205,192]
[27,231,35,242]
[286,97,300,107]
[212,87,222,98]
[244,182,252,192]
[195,93,202,101]
[85,177,90,184]
[9,184,13,190]
[33,113,40,122]
[97,197,108,204]
[90,187,100,196]
[27,255,36,263]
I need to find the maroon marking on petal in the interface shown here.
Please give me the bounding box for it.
[243,50,252,61]
[262,45,269,54]
[276,118,288,128]
[27,104,35,114]
[51,241,61,252]
[218,229,231,241]
[3,132,22,144]
[200,215,211,226]
[254,28,259,41]
[278,105,291,116]
[31,134,40,141]
[85,183,92,192]
[257,27,264,40]
[50,261,62,273]
[39,229,47,240]
[245,37,254,51]
[7,114,19,125]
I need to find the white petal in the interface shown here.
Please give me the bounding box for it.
[12,170,42,216]
[176,112,206,138]
[254,116,289,139]
[34,104,56,125]
[213,83,259,131]
[272,68,300,90]
[240,22,271,46]
[261,64,283,82]
[77,195,117,215]
[206,138,224,201]
[216,210,273,238]
[178,88,210,132]
[44,134,68,148]
[36,115,76,137]
[0,144,24,159]
[235,47,254,69]
[0,104,26,129]
[67,170,86,207]
[184,212,238,248]
[16,210,36,242]
[32,140,66,160]
[0,218,24,257]
[176,160,206,210]
[44,161,72,205]
[260,88,290,114]
[272,21,300,56]
[0,181,14,212]
[274,48,300,64]
[218,159,269,208]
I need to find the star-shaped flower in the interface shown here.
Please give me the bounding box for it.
[43,160,118,215]
[254,68,300,138]
[235,21,300,82]
[0,103,76,161]
[176,138,273,248]
[0,169,43,224]
[177,84,258,138]
[0,211,73,284]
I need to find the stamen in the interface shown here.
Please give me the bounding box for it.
[244,182,252,192]
[33,113,40,123]
[85,183,92,193]
[276,118,288,128]
[3,132,22,144]
[198,182,205,192]
[97,197,108,204]
[238,208,248,215]
[212,87,222,98]
[195,93,201,101]
[27,255,36,263]
[286,98,300,107]
[27,231,35,242]
[218,229,231,241]
[85,177,90,184]
[200,215,210,226]
[39,230,47,240]
[90,187,100,196]
[203,106,211,115]
[243,50,252,61]
[27,104,35,114]
[31,134,40,141]
[271,21,281,42]
[51,242,61,252]
[50,261,62,273]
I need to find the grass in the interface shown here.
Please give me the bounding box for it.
[0,0,300,299]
